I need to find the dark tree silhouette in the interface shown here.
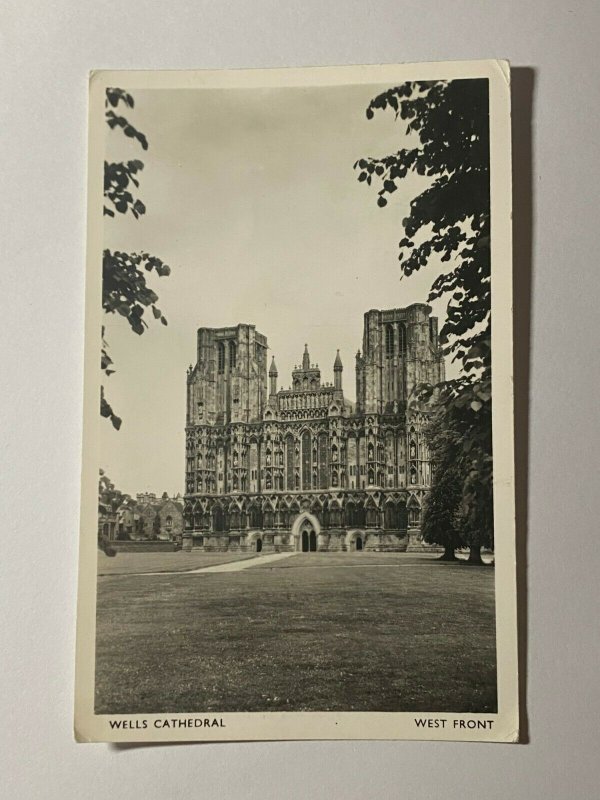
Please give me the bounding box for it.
[355,79,493,562]
[421,405,466,560]
[101,88,171,430]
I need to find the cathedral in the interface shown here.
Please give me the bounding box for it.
[183,304,445,552]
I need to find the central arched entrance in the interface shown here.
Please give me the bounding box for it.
[301,525,317,552]
[291,512,321,553]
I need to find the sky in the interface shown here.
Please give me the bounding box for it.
[100,82,455,496]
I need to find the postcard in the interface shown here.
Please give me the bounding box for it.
[75,60,518,742]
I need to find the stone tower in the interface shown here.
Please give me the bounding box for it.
[355,304,445,414]
[186,324,268,426]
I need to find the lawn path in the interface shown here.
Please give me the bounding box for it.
[137,551,299,576]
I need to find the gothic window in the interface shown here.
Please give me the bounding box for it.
[384,504,396,529]
[409,507,420,526]
[398,323,407,355]
[212,506,225,532]
[429,318,436,344]
[249,506,263,528]
[318,432,328,489]
[264,510,274,528]
[229,340,237,369]
[286,435,295,490]
[385,432,395,465]
[385,323,394,357]
[217,342,225,374]
[230,510,240,529]
[345,503,365,527]
[366,506,378,527]
[301,431,312,490]
[347,437,356,474]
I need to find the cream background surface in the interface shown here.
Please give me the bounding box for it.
[2,0,599,798]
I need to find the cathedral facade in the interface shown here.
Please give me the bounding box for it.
[183,304,445,552]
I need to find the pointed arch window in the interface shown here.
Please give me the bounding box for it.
[318,432,328,489]
[301,431,312,489]
[285,435,295,490]
[217,342,225,374]
[385,323,394,357]
[229,340,237,369]
[398,324,407,355]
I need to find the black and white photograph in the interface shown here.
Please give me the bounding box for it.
[75,61,517,743]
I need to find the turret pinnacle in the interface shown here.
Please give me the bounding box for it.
[334,349,343,391]
[302,343,310,370]
[269,356,278,376]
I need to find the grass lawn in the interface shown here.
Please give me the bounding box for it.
[95,553,496,714]
[97,551,257,576]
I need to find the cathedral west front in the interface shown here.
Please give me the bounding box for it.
[183,304,444,553]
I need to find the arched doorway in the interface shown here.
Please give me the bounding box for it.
[356,536,363,551]
[256,538,262,553]
[291,512,321,552]
[301,524,317,552]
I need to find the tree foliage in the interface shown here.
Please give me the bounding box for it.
[421,403,466,557]
[101,88,171,430]
[356,79,493,553]
[98,469,131,554]
[98,469,131,516]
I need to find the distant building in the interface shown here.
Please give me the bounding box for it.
[110,494,184,543]
[183,304,444,552]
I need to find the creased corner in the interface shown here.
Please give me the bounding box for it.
[74,722,94,744]
[494,59,511,86]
